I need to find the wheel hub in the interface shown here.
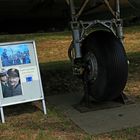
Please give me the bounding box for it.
[84,52,98,81]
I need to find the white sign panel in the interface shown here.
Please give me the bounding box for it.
[0,40,46,122]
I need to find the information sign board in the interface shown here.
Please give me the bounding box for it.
[0,40,46,123]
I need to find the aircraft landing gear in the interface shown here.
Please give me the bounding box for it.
[68,0,128,105]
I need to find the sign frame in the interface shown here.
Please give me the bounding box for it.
[0,40,47,123]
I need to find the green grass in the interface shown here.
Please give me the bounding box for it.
[0,26,140,139]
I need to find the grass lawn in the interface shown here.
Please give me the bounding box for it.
[0,26,140,140]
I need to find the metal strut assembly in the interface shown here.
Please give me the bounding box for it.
[115,0,124,42]
[103,0,124,41]
[68,0,124,76]
[69,0,82,59]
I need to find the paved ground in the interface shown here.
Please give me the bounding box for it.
[47,92,140,134]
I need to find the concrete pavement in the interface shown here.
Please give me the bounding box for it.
[47,92,140,134]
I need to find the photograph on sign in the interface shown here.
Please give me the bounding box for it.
[0,43,31,67]
[0,68,22,98]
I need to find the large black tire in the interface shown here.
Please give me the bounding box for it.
[81,30,128,101]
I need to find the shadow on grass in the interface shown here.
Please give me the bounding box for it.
[4,102,40,117]
[127,51,140,78]
[40,60,83,97]
[125,51,140,101]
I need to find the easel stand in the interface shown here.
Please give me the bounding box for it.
[0,98,47,123]
[0,107,5,123]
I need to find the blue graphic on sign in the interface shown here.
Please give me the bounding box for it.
[26,76,32,82]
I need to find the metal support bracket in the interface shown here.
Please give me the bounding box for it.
[69,0,124,75]
[104,0,124,41]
